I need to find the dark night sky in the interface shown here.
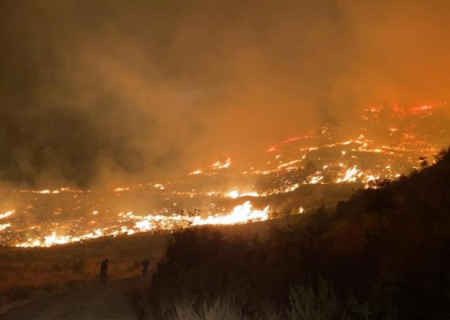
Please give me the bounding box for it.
[1,0,449,188]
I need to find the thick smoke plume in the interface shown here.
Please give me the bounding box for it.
[0,0,449,188]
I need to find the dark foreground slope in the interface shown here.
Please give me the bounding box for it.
[149,148,450,320]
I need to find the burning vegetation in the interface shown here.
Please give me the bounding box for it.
[0,103,448,247]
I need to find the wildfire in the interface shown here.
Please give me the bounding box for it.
[14,201,269,247]
[129,201,269,231]
[192,201,269,226]
[1,102,448,248]
[17,229,106,248]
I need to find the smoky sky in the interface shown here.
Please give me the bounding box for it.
[1,0,450,188]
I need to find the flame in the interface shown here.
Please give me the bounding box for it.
[335,166,363,183]
[212,157,232,169]
[283,136,300,143]
[409,104,432,114]
[227,190,240,199]
[0,210,14,220]
[13,201,269,247]
[192,201,269,226]
[17,229,106,248]
[44,232,71,246]
[226,190,260,199]
[113,187,129,192]
[307,174,324,184]
[190,158,232,175]
[31,188,82,194]
[0,223,11,231]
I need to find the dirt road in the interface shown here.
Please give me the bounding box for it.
[0,277,148,320]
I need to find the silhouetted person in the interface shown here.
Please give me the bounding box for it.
[100,258,108,285]
[142,258,149,278]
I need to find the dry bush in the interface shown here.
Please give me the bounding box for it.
[163,297,244,320]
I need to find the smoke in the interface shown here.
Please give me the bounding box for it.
[0,0,449,188]
[340,0,450,105]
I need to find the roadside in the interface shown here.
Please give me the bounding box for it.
[0,276,149,320]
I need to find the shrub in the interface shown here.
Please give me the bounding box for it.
[163,297,243,320]
[287,276,343,320]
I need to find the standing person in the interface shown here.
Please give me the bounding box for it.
[142,257,149,279]
[100,258,108,285]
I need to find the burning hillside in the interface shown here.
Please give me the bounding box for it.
[0,103,448,247]
[187,102,448,192]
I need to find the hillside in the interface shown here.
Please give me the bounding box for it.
[0,231,167,310]
[0,214,287,311]
[148,147,450,320]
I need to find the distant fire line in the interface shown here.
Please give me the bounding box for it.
[13,201,269,248]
